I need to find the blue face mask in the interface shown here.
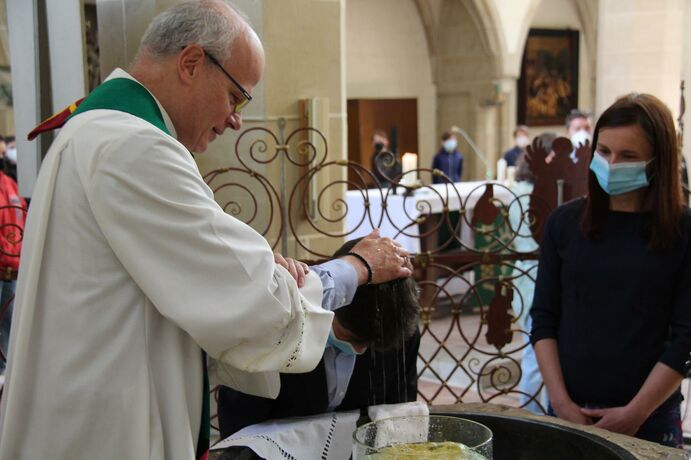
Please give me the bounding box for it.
[443,138,457,152]
[327,329,365,356]
[589,152,652,196]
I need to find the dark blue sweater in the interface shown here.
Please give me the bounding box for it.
[531,198,691,407]
[432,149,463,183]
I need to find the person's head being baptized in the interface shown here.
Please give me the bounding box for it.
[328,238,420,355]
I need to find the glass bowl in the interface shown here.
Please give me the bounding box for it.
[353,414,493,459]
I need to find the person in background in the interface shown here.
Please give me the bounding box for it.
[432,130,465,249]
[531,93,691,448]
[3,137,16,183]
[537,132,559,165]
[432,130,463,184]
[507,134,556,414]
[565,109,593,162]
[0,137,6,175]
[0,163,25,378]
[371,128,401,188]
[217,237,421,438]
[503,125,530,167]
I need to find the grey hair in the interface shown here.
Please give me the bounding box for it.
[139,0,243,62]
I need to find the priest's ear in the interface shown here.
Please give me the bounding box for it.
[177,45,206,85]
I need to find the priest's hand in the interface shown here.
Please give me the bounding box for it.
[274,253,309,288]
[344,229,413,285]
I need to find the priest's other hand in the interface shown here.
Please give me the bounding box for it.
[345,229,413,285]
[274,253,310,288]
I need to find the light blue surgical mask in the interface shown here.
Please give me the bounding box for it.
[589,152,653,196]
[327,329,365,355]
[443,138,457,152]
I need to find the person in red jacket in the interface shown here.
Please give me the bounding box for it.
[0,170,26,374]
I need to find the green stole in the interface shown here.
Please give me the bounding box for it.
[70,77,211,459]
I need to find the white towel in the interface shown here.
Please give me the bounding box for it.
[367,401,429,449]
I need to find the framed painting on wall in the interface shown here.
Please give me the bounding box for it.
[517,28,579,126]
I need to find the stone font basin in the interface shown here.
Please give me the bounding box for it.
[211,404,687,459]
[433,410,635,460]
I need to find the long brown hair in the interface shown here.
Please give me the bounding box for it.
[581,93,684,249]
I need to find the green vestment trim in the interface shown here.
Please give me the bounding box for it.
[70,77,171,137]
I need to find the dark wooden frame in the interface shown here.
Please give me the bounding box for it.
[517,28,579,126]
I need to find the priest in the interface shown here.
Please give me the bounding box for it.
[0,1,412,459]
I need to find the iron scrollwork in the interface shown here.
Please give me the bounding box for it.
[202,123,595,417]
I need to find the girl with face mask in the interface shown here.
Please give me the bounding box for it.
[530,93,690,449]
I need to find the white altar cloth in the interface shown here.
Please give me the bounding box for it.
[345,181,513,253]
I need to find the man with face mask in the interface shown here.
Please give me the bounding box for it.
[370,129,402,188]
[431,131,464,184]
[503,125,530,167]
[565,109,593,163]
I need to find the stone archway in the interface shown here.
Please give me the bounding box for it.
[414,0,507,180]
[424,0,598,158]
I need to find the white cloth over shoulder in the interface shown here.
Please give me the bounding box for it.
[0,69,333,460]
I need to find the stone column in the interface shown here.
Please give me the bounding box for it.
[596,0,684,116]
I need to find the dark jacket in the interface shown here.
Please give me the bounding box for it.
[217,330,421,439]
[431,149,463,183]
[503,145,522,167]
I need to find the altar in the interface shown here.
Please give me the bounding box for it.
[345,180,515,254]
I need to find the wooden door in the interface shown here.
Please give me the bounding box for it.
[347,98,418,188]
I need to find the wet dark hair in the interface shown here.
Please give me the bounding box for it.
[332,238,420,351]
[581,93,684,249]
[441,131,454,141]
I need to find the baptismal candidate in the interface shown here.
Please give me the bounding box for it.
[0,2,412,460]
[217,238,422,438]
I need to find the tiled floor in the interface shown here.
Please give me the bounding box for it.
[417,308,528,407]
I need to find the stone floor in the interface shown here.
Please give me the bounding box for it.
[417,308,533,406]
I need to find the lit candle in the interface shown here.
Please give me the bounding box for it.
[496,158,507,182]
[506,165,516,185]
[401,152,418,184]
